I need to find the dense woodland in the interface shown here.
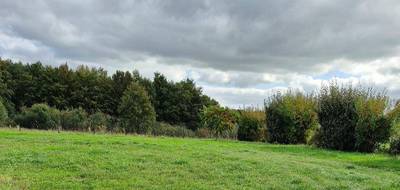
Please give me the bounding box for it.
[0,58,399,155]
[0,58,218,130]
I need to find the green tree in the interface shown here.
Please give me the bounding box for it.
[153,73,218,130]
[0,64,14,117]
[176,79,206,130]
[6,62,34,111]
[132,70,154,104]
[118,81,156,134]
[111,71,133,116]
[70,66,112,114]
[153,73,177,123]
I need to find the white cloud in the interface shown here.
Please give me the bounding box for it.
[203,85,287,108]
[0,29,55,63]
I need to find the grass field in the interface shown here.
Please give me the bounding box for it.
[0,128,399,190]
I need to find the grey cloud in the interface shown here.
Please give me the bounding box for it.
[1,0,400,74]
[2,0,400,107]
[378,66,400,75]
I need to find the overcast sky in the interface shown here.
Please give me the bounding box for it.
[1,0,400,107]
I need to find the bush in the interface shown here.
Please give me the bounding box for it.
[0,100,8,126]
[151,122,195,138]
[317,82,391,152]
[15,103,60,130]
[195,127,213,138]
[200,106,239,138]
[237,112,265,141]
[118,81,156,134]
[88,112,110,133]
[219,125,238,139]
[60,108,88,131]
[106,117,123,133]
[388,124,400,155]
[389,136,400,155]
[317,83,359,150]
[265,91,318,144]
[375,142,390,153]
[354,95,391,152]
[306,125,321,145]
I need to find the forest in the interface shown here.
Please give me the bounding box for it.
[0,58,218,130]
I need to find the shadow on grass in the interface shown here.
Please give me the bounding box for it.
[354,158,400,171]
[254,144,400,171]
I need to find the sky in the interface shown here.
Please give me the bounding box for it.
[1,0,400,107]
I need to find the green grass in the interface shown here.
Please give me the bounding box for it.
[0,128,399,190]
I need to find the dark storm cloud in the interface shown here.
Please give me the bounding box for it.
[1,0,400,73]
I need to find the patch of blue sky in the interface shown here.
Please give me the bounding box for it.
[315,70,352,80]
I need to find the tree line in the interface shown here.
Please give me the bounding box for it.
[0,58,399,155]
[0,58,217,132]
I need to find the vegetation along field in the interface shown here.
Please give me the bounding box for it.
[2,59,400,190]
[0,128,399,190]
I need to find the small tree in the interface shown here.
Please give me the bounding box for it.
[118,81,156,134]
[15,103,60,130]
[237,112,265,141]
[265,91,318,144]
[201,106,238,138]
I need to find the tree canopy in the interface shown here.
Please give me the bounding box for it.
[0,58,218,130]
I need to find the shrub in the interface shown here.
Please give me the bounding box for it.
[389,136,400,155]
[220,125,239,139]
[354,95,391,152]
[118,81,156,134]
[151,122,195,138]
[388,123,400,155]
[306,125,321,145]
[88,112,110,133]
[15,103,60,130]
[107,117,123,133]
[317,83,359,151]
[0,100,8,126]
[60,108,88,131]
[375,142,391,153]
[200,106,239,138]
[195,127,213,138]
[317,82,392,152]
[237,112,265,141]
[265,91,318,144]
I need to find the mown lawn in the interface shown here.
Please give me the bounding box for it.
[0,128,399,190]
